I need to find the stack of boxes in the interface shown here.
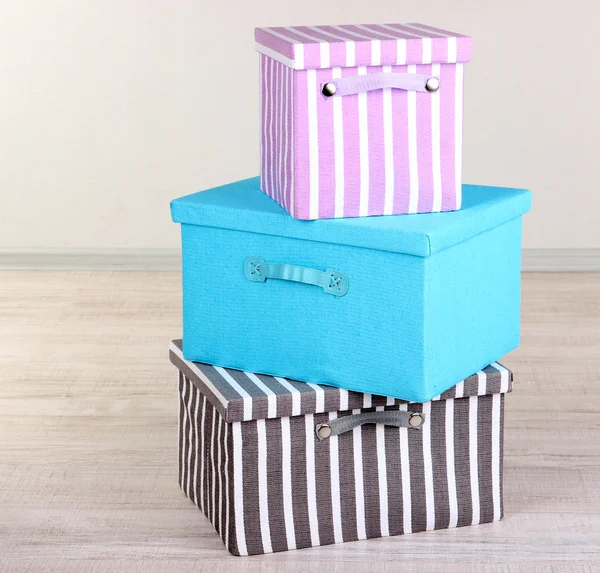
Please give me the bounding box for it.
[170,23,531,556]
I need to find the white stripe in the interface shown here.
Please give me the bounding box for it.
[281,416,296,549]
[431,62,442,212]
[492,362,511,394]
[290,70,295,216]
[283,65,289,211]
[268,58,275,202]
[399,402,412,533]
[332,66,344,218]
[346,41,356,67]
[447,36,458,63]
[259,55,264,192]
[264,56,271,197]
[214,366,253,421]
[187,382,194,500]
[446,399,458,528]
[371,39,381,66]
[294,43,304,71]
[320,42,330,68]
[305,414,320,546]
[469,395,480,525]
[376,423,389,536]
[396,38,407,65]
[353,412,367,540]
[307,383,325,413]
[386,396,396,406]
[170,342,228,409]
[244,372,277,418]
[454,380,465,399]
[179,375,186,490]
[276,60,282,207]
[362,393,372,409]
[422,37,432,65]
[232,422,248,556]
[477,370,487,396]
[274,377,301,416]
[223,422,230,550]
[382,64,394,215]
[255,42,296,69]
[217,414,223,535]
[431,394,442,402]
[422,402,435,530]
[491,393,502,521]
[379,23,424,38]
[210,405,217,524]
[329,412,343,543]
[307,69,319,219]
[455,63,464,209]
[286,27,330,68]
[193,390,200,506]
[407,63,419,214]
[339,388,349,411]
[358,65,369,217]
[375,405,385,412]
[199,395,207,512]
[256,419,273,553]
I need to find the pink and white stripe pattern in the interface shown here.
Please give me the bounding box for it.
[256,24,471,219]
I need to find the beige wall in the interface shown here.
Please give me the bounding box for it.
[1,0,598,250]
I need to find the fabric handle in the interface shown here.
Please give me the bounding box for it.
[321,72,439,98]
[315,410,425,440]
[245,257,349,297]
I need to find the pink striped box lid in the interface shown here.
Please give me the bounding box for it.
[255,24,472,70]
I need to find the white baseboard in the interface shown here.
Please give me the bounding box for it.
[521,248,600,272]
[0,248,599,272]
[0,248,182,271]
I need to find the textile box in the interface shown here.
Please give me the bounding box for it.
[254,23,472,219]
[171,339,513,556]
[170,177,530,402]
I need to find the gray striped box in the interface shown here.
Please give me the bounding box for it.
[170,339,512,556]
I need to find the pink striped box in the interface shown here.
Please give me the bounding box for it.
[255,24,472,219]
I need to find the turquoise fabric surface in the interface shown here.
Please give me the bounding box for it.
[171,176,531,257]
[172,178,531,402]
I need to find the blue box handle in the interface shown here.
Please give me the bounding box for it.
[245,257,348,297]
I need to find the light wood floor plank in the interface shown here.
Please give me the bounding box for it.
[0,271,599,572]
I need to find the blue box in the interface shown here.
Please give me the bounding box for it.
[171,177,531,402]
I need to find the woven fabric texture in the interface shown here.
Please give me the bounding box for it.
[254,24,472,70]
[170,339,512,423]
[259,55,464,219]
[177,365,509,556]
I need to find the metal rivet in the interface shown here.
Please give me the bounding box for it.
[322,82,337,98]
[316,423,332,439]
[408,413,423,427]
[425,77,440,92]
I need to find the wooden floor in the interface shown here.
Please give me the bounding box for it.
[1,271,599,573]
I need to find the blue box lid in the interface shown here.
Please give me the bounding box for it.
[170,177,531,257]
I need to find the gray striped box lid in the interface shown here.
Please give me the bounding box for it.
[169,340,513,423]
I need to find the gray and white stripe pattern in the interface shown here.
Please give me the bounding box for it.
[175,350,512,556]
[178,372,231,549]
